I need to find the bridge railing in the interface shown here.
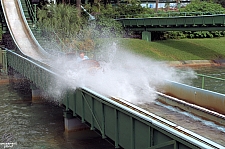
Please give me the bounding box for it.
[177,70,225,94]
[195,73,225,93]
[63,86,224,149]
[111,11,225,19]
[23,0,36,25]
[5,48,62,92]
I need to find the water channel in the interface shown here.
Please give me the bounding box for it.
[0,66,225,148]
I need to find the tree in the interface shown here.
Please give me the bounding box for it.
[179,0,225,13]
[76,0,81,16]
[214,0,225,8]
[155,0,159,12]
[36,3,124,53]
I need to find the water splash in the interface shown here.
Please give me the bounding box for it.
[51,41,196,104]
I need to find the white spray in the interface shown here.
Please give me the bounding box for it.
[49,41,196,104]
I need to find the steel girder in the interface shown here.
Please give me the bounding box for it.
[117,15,225,31]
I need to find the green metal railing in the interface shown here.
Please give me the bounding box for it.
[117,14,225,32]
[63,87,224,149]
[104,11,225,19]
[178,69,225,93]
[6,49,60,91]
[24,0,36,26]
[197,73,225,89]
[0,49,7,73]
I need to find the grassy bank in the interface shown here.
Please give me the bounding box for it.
[110,37,225,61]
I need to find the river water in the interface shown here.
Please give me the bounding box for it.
[0,81,114,149]
[1,66,225,149]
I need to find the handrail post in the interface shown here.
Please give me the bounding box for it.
[201,76,205,89]
[33,4,37,27]
[1,49,7,74]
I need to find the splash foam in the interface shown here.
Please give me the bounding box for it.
[50,41,196,104]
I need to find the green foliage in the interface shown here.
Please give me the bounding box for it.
[166,30,225,39]
[114,4,154,18]
[83,4,125,38]
[94,17,124,38]
[37,4,89,52]
[164,31,186,39]
[37,4,84,37]
[36,4,125,53]
[115,3,145,16]
[180,0,225,13]
[99,4,120,16]
[86,3,154,18]
[211,31,224,37]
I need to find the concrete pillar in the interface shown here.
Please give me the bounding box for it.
[142,31,151,42]
[32,89,42,102]
[64,111,88,132]
[30,84,43,103]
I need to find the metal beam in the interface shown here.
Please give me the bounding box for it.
[127,26,225,31]
[149,140,177,149]
[117,15,225,31]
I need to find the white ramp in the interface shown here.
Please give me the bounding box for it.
[1,0,51,61]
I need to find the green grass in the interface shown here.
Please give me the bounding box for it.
[112,37,225,61]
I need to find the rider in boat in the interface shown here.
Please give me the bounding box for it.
[76,51,89,62]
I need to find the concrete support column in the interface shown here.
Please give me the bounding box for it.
[30,84,43,103]
[32,89,42,102]
[142,31,151,42]
[64,111,88,132]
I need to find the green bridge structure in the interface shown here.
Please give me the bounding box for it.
[116,13,225,41]
[0,0,225,149]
